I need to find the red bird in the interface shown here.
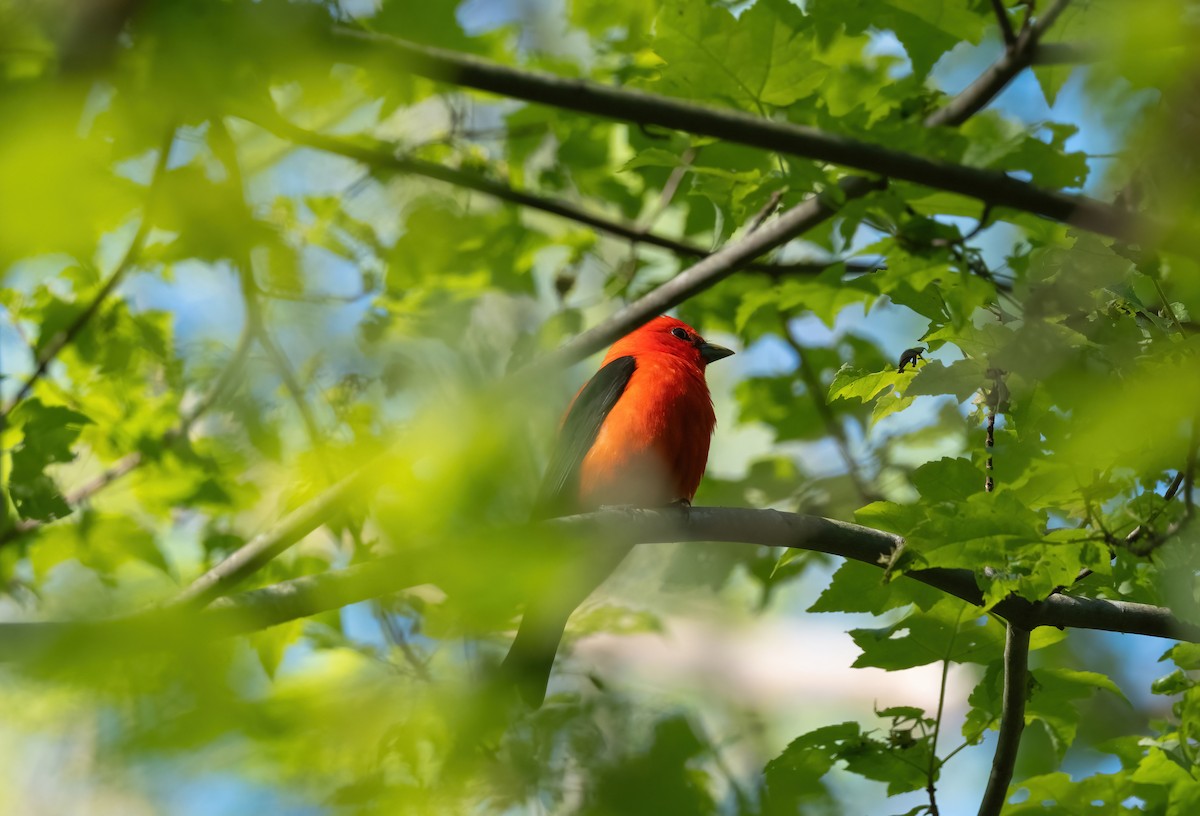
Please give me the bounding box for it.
[502,316,734,707]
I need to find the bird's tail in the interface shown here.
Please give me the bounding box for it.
[499,541,634,708]
[500,602,571,708]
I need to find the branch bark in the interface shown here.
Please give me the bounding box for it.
[530,176,882,372]
[976,624,1030,816]
[990,0,1017,49]
[166,463,381,610]
[327,25,1142,243]
[925,0,1072,128]
[0,506,1196,666]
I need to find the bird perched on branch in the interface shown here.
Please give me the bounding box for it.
[502,316,734,707]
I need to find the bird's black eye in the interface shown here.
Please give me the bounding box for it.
[671,327,689,340]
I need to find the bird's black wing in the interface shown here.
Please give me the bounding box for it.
[532,355,636,520]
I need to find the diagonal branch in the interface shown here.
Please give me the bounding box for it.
[166,463,381,610]
[241,111,875,277]
[533,176,883,371]
[780,314,876,503]
[326,25,1142,243]
[1,125,176,420]
[925,0,1073,128]
[976,624,1031,816]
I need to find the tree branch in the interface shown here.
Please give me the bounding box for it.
[976,624,1030,816]
[240,111,876,277]
[0,506,1196,666]
[990,0,1017,50]
[326,25,1142,243]
[925,0,1073,128]
[166,463,381,610]
[1031,42,1096,65]
[0,125,175,420]
[531,176,882,371]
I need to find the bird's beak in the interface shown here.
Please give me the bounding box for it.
[699,342,735,364]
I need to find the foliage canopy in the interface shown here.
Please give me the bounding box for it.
[2,0,1200,813]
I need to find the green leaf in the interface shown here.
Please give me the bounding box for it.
[850,598,1002,670]
[910,456,982,502]
[251,619,303,679]
[811,0,988,80]
[8,399,92,521]
[905,358,989,401]
[808,559,942,614]
[651,0,826,112]
[1027,668,1128,759]
[765,722,857,801]
[827,364,904,403]
[735,376,825,442]
[854,501,927,536]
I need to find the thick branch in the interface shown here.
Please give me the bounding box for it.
[549,508,1200,641]
[0,506,1196,666]
[0,554,423,665]
[1031,42,1096,65]
[977,624,1030,816]
[327,26,1141,242]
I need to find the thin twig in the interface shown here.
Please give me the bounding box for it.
[1186,418,1198,519]
[374,601,433,681]
[780,314,876,503]
[1074,467,1191,584]
[744,189,786,235]
[1152,276,1187,336]
[985,409,996,493]
[976,624,1030,816]
[637,145,697,233]
[931,203,994,248]
[1,125,176,420]
[991,0,1018,49]
[927,605,967,816]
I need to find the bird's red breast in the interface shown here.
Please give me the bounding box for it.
[577,350,715,508]
[563,316,729,511]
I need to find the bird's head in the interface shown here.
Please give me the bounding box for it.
[605,316,735,368]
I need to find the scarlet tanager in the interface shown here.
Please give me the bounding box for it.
[502,316,734,707]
